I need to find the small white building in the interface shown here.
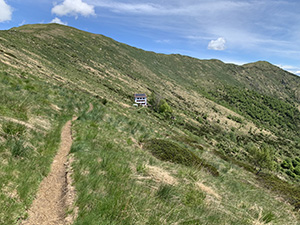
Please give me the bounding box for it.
[134,94,147,106]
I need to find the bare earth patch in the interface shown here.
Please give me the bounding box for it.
[28,117,51,131]
[21,117,78,225]
[87,103,94,113]
[51,104,61,112]
[119,102,131,108]
[145,165,178,185]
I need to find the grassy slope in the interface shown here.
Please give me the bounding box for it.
[70,102,299,224]
[0,63,93,223]
[0,23,300,224]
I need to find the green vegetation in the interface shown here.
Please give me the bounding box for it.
[70,103,298,224]
[0,67,90,224]
[209,85,300,133]
[158,100,172,115]
[257,173,300,211]
[144,139,219,176]
[0,23,300,224]
[227,114,243,124]
[246,143,275,175]
[148,93,173,118]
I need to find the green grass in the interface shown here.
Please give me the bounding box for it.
[144,138,219,176]
[69,102,300,224]
[1,23,300,224]
[0,69,92,224]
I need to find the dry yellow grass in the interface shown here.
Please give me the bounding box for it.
[134,164,178,186]
[196,182,221,200]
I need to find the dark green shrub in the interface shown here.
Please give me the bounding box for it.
[227,114,243,124]
[286,170,296,178]
[281,160,289,169]
[144,139,219,176]
[292,159,299,168]
[281,159,293,170]
[294,166,300,176]
[101,98,108,105]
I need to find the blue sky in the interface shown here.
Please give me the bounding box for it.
[1,0,300,75]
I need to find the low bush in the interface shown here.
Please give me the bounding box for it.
[285,170,296,178]
[227,114,243,124]
[281,159,293,170]
[144,139,219,176]
[294,166,300,176]
[101,98,108,105]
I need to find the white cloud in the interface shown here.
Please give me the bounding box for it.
[222,59,248,66]
[85,0,300,64]
[155,39,170,44]
[276,65,300,75]
[52,0,95,18]
[208,37,226,51]
[107,3,160,14]
[0,0,13,22]
[277,65,297,70]
[19,20,26,26]
[50,17,68,25]
[90,0,249,15]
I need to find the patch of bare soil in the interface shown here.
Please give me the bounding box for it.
[145,165,178,185]
[87,103,94,113]
[119,102,131,108]
[21,117,78,225]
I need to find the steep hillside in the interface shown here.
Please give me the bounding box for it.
[2,24,300,100]
[1,24,300,224]
[2,24,300,134]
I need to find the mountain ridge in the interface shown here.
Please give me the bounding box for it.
[2,24,299,99]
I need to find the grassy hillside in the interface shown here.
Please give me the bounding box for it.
[0,65,93,223]
[1,23,300,224]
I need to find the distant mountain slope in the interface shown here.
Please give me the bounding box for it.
[1,23,300,103]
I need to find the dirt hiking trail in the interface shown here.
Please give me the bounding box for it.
[21,116,78,225]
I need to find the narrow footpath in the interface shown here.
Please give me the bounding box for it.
[21,117,77,225]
